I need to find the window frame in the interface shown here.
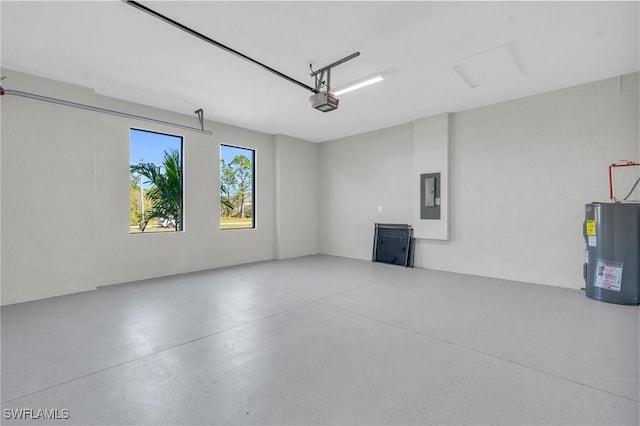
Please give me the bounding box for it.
[129,128,184,234]
[220,143,256,230]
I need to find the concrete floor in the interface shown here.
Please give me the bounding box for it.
[1,255,638,425]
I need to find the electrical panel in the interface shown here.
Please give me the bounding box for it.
[420,172,441,220]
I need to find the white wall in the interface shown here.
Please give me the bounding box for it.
[274,134,319,259]
[95,95,276,286]
[1,70,98,304]
[319,73,639,288]
[2,69,637,304]
[1,69,317,305]
[319,124,414,259]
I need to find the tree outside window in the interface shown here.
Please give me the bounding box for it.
[220,145,255,229]
[129,129,183,233]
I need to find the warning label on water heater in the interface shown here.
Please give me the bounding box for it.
[586,220,596,236]
[594,260,623,292]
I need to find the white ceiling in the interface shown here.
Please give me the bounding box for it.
[1,1,638,142]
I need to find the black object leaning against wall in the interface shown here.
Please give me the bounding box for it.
[372,223,415,268]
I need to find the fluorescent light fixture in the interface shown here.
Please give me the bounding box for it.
[333,75,384,96]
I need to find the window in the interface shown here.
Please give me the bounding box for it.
[129,129,183,233]
[220,144,255,229]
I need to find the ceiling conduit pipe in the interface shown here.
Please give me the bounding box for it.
[0,88,213,135]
